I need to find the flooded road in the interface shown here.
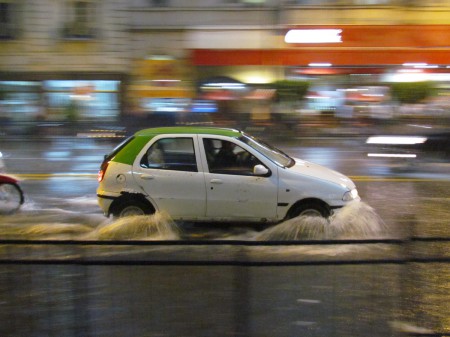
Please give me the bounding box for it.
[0,176,447,241]
[0,137,449,336]
[1,136,449,240]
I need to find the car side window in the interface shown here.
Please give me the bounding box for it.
[203,138,263,176]
[141,137,197,172]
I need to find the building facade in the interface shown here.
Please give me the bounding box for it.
[1,0,449,125]
[0,0,129,126]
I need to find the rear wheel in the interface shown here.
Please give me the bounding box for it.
[0,183,24,214]
[288,202,330,219]
[112,199,154,218]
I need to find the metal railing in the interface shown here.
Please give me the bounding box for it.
[0,237,448,337]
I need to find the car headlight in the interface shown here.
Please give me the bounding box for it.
[343,188,359,201]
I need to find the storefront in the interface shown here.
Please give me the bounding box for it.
[127,56,194,113]
[0,73,125,125]
[190,25,450,119]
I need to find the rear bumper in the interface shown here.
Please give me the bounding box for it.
[97,193,115,216]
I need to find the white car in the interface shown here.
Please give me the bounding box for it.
[97,127,360,222]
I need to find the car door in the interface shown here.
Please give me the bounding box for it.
[199,136,278,221]
[133,135,206,219]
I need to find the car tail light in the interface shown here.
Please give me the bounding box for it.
[98,160,110,182]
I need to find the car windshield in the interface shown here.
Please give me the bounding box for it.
[239,134,294,168]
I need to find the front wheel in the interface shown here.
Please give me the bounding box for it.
[288,202,331,219]
[0,183,24,214]
[112,199,154,218]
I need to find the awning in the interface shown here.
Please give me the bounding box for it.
[191,25,450,68]
[192,48,450,67]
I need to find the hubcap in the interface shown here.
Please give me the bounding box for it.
[299,209,322,217]
[120,206,145,217]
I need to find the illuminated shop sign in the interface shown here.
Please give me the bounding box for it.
[285,29,343,44]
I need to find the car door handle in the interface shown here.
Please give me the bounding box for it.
[210,179,223,184]
[140,174,155,180]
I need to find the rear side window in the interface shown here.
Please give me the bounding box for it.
[140,137,197,172]
[103,136,135,163]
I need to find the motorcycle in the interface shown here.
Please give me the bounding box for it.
[0,174,24,214]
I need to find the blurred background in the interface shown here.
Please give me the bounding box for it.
[1,2,450,336]
[0,0,449,138]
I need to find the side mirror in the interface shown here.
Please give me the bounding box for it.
[253,164,269,176]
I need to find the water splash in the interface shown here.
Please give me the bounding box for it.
[1,208,105,228]
[328,201,388,239]
[21,223,93,238]
[86,212,181,240]
[256,202,387,241]
[1,198,384,241]
[256,216,330,241]
[0,204,180,240]
[389,321,434,335]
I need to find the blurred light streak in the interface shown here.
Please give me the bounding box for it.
[414,65,439,69]
[309,63,332,67]
[203,83,246,90]
[367,153,417,158]
[402,63,428,67]
[284,29,342,44]
[407,124,433,129]
[366,136,427,145]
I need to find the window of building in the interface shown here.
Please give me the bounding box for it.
[62,0,96,39]
[149,0,169,6]
[43,80,121,121]
[0,81,41,123]
[0,2,15,39]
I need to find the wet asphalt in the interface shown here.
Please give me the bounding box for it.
[0,132,449,337]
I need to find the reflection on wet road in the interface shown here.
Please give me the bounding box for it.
[0,138,449,336]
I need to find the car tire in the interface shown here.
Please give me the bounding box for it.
[289,202,331,219]
[112,199,154,218]
[0,182,24,214]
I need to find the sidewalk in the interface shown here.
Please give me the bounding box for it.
[1,115,448,142]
